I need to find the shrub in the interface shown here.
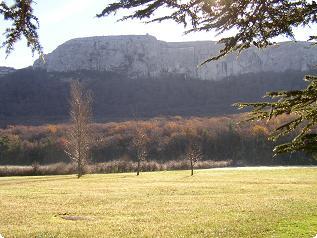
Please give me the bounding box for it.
[0,160,233,177]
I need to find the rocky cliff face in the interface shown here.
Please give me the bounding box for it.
[33,35,317,81]
[0,66,15,77]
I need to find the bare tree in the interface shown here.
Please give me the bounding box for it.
[132,127,148,176]
[187,143,202,176]
[64,80,93,178]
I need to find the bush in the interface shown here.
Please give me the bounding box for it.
[0,160,232,177]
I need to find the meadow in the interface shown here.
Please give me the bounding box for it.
[1,167,317,238]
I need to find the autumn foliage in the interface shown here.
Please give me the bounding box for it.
[0,115,315,168]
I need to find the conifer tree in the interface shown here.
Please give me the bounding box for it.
[1,0,42,56]
[99,0,317,155]
[235,75,317,156]
[98,1,317,62]
[2,0,317,155]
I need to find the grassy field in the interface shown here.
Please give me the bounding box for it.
[0,167,317,238]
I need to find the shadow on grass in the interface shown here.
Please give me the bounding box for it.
[0,175,76,187]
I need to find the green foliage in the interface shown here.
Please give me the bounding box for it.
[0,136,10,160]
[0,136,10,150]
[0,0,42,56]
[235,75,317,156]
[0,134,22,163]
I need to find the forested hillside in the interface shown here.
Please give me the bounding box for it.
[0,115,314,166]
[0,68,312,126]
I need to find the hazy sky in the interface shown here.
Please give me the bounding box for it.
[1,0,316,69]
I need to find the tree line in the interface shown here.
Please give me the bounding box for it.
[1,111,315,174]
[1,0,317,162]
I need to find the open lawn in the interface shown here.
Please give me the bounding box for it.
[0,167,317,238]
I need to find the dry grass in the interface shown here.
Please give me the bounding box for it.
[0,167,317,237]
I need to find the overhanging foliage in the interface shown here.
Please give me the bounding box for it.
[0,0,42,56]
[100,0,317,156]
[99,0,317,63]
[235,75,317,155]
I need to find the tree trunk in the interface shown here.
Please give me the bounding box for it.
[190,159,194,176]
[137,160,140,176]
[77,162,82,178]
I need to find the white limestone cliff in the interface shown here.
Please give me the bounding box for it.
[0,66,16,77]
[33,35,317,81]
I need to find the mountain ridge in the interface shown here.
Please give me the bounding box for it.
[0,66,16,77]
[33,35,317,81]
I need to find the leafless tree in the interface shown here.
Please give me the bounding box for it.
[64,80,93,178]
[132,127,148,176]
[187,143,202,176]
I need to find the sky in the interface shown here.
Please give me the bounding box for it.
[0,0,316,69]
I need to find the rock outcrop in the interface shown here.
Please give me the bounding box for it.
[33,35,317,81]
[0,66,15,77]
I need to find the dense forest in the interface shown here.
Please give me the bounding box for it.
[0,68,312,126]
[0,115,315,167]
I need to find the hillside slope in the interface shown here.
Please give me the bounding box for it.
[0,68,311,126]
